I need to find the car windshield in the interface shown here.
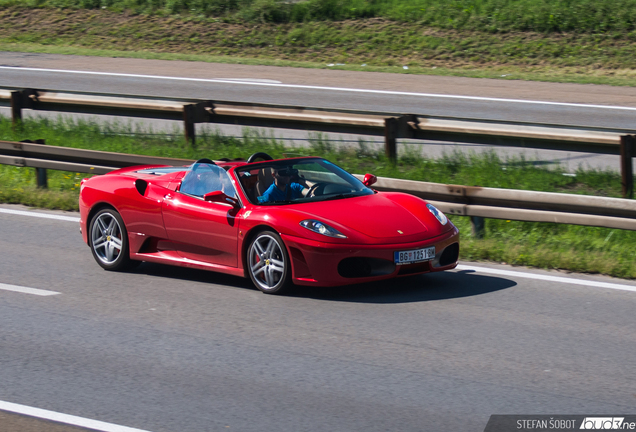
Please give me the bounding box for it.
[236,158,374,205]
[179,162,237,199]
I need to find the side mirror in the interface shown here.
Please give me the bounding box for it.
[362,173,377,187]
[204,190,240,208]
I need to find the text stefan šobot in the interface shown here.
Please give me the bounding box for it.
[517,419,577,429]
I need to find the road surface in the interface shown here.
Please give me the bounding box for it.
[1,204,635,431]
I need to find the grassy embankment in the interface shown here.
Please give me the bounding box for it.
[1,116,634,279]
[2,0,636,85]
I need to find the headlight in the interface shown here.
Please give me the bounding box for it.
[427,204,448,225]
[300,220,347,238]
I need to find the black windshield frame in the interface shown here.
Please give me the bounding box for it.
[235,158,374,206]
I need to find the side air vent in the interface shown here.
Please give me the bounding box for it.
[135,179,148,196]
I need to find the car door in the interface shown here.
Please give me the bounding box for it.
[161,163,240,267]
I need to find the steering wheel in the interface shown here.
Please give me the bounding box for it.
[307,182,328,197]
[246,152,274,163]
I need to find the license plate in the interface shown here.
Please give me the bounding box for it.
[394,247,435,265]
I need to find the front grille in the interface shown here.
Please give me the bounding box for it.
[338,257,395,278]
[397,261,430,275]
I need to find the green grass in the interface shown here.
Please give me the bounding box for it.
[0,165,82,209]
[5,0,636,33]
[4,6,636,86]
[455,218,636,278]
[1,115,635,279]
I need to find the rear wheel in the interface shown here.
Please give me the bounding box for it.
[247,230,292,294]
[89,208,137,271]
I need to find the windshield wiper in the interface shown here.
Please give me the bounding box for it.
[320,193,359,201]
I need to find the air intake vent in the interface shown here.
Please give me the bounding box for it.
[439,243,459,267]
[135,179,148,196]
[338,257,395,278]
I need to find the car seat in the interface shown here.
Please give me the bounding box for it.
[256,167,275,197]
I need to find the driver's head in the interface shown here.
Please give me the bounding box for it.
[273,167,296,185]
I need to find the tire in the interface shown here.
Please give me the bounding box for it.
[247,230,292,294]
[89,208,137,271]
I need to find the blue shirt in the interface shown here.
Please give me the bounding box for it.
[258,182,305,203]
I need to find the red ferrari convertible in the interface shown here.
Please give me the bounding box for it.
[79,153,459,294]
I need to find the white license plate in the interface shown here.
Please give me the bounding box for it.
[394,247,435,265]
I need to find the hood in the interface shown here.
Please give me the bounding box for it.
[288,192,439,241]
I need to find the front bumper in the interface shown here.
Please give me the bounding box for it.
[282,226,460,287]
[79,199,89,245]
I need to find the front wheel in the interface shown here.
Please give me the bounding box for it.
[247,230,292,294]
[89,208,137,271]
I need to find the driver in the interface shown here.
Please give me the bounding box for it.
[258,167,308,203]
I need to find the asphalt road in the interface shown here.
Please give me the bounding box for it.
[1,205,635,432]
[2,52,636,126]
[1,52,636,171]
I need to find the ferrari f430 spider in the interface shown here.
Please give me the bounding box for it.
[79,153,459,294]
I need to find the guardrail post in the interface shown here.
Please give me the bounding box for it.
[183,102,211,148]
[398,114,419,138]
[384,117,398,164]
[620,135,634,199]
[470,216,485,239]
[20,139,48,188]
[11,89,38,131]
[11,91,23,129]
[183,104,196,147]
[384,115,418,164]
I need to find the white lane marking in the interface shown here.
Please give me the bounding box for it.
[218,78,283,84]
[0,208,80,222]
[2,66,636,112]
[0,283,60,296]
[457,264,636,293]
[0,400,152,432]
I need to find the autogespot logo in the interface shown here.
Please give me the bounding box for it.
[580,418,630,429]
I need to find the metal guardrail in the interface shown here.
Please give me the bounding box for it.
[359,175,636,231]
[1,140,635,231]
[0,140,193,175]
[1,86,634,198]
